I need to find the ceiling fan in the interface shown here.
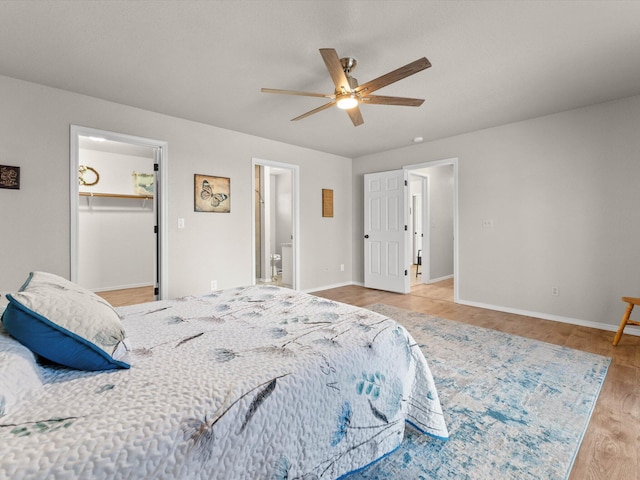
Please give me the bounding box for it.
[261,48,431,126]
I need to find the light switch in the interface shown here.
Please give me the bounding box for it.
[177,218,185,229]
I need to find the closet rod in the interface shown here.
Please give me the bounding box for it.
[79,192,153,200]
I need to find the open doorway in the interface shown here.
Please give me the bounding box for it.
[70,126,168,304]
[405,159,458,299]
[409,173,425,285]
[252,158,299,290]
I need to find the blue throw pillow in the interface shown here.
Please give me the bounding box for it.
[2,272,129,371]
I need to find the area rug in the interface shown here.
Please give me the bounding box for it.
[348,304,611,480]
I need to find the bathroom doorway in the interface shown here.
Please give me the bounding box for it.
[405,159,456,292]
[252,158,299,290]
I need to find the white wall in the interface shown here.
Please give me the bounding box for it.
[78,197,155,290]
[0,75,353,301]
[78,149,155,291]
[266,171,294,264]
[269,173,277,261]
[353,95,640,330]
[78,149,154,196]
[421,164,454,281]
[274,172,292,258]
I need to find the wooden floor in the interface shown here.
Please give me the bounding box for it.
[96,286,155,307]
[312,279,640,480]
[100,279,640,479]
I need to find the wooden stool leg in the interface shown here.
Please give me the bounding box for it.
[613,302,634,346]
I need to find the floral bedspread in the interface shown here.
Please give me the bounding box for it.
[0,285,447,479]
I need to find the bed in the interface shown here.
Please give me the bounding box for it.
[0,272,448,479]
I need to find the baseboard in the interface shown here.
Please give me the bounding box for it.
[425,274,453,284]
[304,281,358,294]
[92,282,154,293]
[307,281,640,338]
[457,298,640,337]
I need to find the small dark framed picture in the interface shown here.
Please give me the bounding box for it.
[0,165,20,189]
[194,174,230,213]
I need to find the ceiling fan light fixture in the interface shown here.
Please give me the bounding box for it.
[261,48,431,126]
[336,94,358,110]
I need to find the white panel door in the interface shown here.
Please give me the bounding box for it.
[364,170,409,293]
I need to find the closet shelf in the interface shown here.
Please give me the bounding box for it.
[79,192,153,200]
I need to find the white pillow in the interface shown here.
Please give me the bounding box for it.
[0,323,43,416]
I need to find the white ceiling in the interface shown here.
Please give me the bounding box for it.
[1,0,639,158]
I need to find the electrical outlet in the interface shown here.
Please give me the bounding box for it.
[177,218,185,229]
[211,280,217,291]
[340,264,345,272]
[551,286,559,296]
[482,219,494,228]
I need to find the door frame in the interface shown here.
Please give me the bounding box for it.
[409,173,429,282]
[411,192,422,265]
[404,157,459,302]
[69,125,169,299]
[251,157,300,290]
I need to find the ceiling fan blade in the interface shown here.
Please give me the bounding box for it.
[361,95,425,107]
[319,48,351,93]
[346,106,364,126]
[261,88,334,99]
[291,101,336,121]
[355,57,431,95]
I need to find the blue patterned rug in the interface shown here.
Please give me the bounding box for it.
[349,304,610,480]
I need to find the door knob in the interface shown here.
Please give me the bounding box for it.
[364,235,369,238]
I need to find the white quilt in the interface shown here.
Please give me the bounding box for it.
[0,286,447,479]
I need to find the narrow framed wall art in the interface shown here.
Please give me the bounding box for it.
[322,188,334,217]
